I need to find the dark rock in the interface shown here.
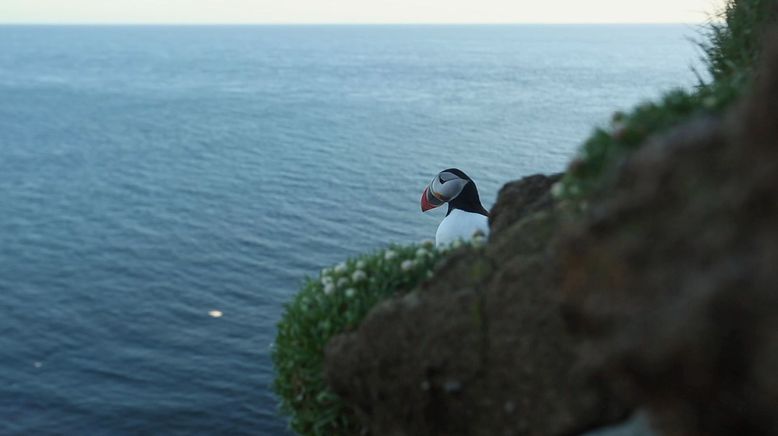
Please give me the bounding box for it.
[489,173,563,237]
[558,34,778,436]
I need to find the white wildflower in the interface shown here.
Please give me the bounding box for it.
[334,262,348,274]
[321,275,334,286]
[356,260,367,269]
[550,182,564,199]
[321,267,332,276]
[451,239,463,249]
[401,260,415,271]
[323,283,335,295]
[384,250,397,261]
[345,288,356,298]
[472,234,486,247]
[352,270,367,283]
[415,248,428,258]
[337,277,349,288]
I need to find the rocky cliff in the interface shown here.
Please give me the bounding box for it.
[323,29,778,436]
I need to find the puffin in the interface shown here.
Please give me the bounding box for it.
[420,168,490,247]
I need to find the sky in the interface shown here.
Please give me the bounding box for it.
[0,0,723,24]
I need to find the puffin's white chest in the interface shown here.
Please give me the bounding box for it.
[435,209,489,247]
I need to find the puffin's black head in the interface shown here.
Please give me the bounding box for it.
[421,168,489,217]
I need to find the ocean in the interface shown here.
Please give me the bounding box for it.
[0,25,702,435]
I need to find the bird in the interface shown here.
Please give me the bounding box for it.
[420,168,490,247]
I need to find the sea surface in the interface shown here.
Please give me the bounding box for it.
[0,25,703,435]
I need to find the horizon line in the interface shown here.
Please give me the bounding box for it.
[0,21,708,26]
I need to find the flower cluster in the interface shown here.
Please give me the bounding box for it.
[311,240,441,302]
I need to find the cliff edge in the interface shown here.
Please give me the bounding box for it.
[323,34,778,436]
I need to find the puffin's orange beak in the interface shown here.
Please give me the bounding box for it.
[421,186,444,212]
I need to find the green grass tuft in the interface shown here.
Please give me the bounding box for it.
[556,0,778,203]
[702,0,778,84]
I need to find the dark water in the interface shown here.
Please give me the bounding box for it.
[0,25,702,435]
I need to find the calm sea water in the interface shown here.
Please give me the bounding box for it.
[0,25,702,435]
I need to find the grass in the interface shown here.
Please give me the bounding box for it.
[703,0,778,84]
[555,0,778,202]
[272,239,483,435]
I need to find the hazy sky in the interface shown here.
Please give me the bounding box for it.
[0,0,723,24]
